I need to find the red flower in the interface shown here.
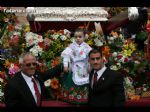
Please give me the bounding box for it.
[58,30,64,34]
[124,58,128,62]
[38,42,44,48]
[70,87,74,91]
[9,35,19,46]
[117,55,123,59]
[146,23,150,32]
[8,25,14,31]
[0,71,6,79]
[50,78,59,89]
[51,57,61,68]
[48,30,56,34]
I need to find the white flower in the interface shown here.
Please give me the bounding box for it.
[134,61,140,64]
[119,56,126,63]
[60,35,67,41]
[64,29,71,37]
[110,65,118,70]
[76,95,81,100]
[15,24,22,30]
[0,78,3,83]
[94,38,103,47]
[116,63,121,67]
[143,88,147,91]
[112,52,117,57]
[29,45,43,56]
[124,77,133,87]
[109,36,114,41]
[52,34,59,40]
[44,79,51,87]
[119,34,123,39]
[71,38,75,43]
[25,32,43,47]
[85,34,89,39]
[13,31,21,36]
[30,48,38,56]
[10,63,14,68]
[108,41,112,44]
[0,91,4,97]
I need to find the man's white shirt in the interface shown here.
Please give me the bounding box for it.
[21,72,41,103]
[91,65,107,88]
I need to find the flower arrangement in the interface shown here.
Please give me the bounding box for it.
[0,71,7,102]
[41,29,72,63]
[0,7,30,103]
[0,7,150,102]
[44,77,61,100]
[105,31,150,100]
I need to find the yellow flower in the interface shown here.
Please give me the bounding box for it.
[123,44,129,50]
[86,40,93,46]
[4,60,10,68]
[122,49,133,57]
[129,43,136,51]
[24,26,30,32]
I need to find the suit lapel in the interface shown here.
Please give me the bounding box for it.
[97,68,108,83]
[17,73,37,105]
[89,69,94,88]
[92,68,109,90]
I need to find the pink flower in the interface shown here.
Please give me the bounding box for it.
[69,94,74,100]
[8,63,20,75]
[3,18,9,22]
[70,87,74,91]
[0,6,3,11]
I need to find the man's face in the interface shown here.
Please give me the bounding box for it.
[89,53,104,71]
[74,31,84,45]
[21,55,37,77]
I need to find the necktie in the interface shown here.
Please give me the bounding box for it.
[93,72,98,87]
[32,77,41,106]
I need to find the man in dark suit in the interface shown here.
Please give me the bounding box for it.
[88,48,125,107]
[4,52,63,107]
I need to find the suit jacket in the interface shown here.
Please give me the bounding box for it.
[88,67,125,107]
[4,64,63,107]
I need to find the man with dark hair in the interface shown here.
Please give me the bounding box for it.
[88,48,125,107]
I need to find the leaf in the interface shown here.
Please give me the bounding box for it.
[136,31,148,41]
[0,23,8,39]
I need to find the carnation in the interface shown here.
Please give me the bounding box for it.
[112,52,117,57]
[52,34,59,40]
[29,45,43,56]
[60,35,67,41]
[94,38,103,47]
[25,32,43,47]
[44,79,51,87]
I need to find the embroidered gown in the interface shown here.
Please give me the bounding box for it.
[60,42,92,105]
